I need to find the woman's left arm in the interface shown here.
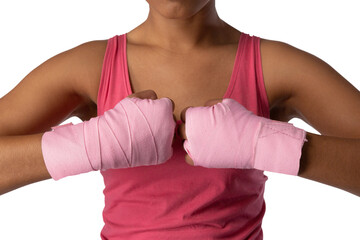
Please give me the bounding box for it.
[260,39,360,196]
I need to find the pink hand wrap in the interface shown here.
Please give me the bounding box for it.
[183,98,308,175]
[41,97,176,180]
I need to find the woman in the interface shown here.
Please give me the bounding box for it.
[0,0,359,239]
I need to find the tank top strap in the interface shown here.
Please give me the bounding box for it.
[97,34,129,116]
[229,33,270,119]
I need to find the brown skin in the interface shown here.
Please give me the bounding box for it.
[0,0,359,195]
[146,0,211,20]
[0,90,164,195]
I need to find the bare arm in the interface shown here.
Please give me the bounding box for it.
[299,133,360,196]
[260,38,360,196]
[0,133,50,195]
[0,40,107,195]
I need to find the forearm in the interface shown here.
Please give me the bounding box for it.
[0,133,51,195]
[298,132,360,196]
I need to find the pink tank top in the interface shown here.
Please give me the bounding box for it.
[97,32,270,239]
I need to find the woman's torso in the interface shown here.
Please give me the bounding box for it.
[72,26,289,239]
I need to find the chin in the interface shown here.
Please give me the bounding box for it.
[147,0,211,19]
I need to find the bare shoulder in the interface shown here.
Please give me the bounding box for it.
[0,39,108,136]
[259,37,360,137]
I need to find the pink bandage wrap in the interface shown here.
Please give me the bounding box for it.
[183,98,308,175]
[41,97,176,180]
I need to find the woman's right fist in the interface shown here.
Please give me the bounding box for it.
[98,90,176,169]
[41,89,176,180]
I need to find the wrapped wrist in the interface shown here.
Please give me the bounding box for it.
[252,118,308,175]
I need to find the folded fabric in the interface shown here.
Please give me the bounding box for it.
[183,98,308,175]
[41,97,176,180]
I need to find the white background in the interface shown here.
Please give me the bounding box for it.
[0,0,359,239]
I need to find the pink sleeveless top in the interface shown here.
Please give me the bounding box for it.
[97,32,270,239]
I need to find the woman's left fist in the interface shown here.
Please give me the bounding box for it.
[178,99,223,166]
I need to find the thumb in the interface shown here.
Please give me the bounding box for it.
[204,98,223,107]
[128,89,158,100]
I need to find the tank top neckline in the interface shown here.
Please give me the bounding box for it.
[121,32,245,125]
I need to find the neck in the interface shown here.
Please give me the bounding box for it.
[131,1,227,52]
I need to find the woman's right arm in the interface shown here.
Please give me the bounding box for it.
[0,40,107,195]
